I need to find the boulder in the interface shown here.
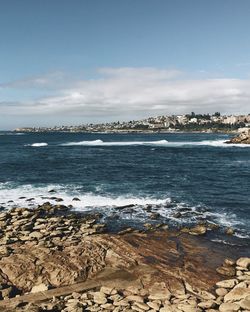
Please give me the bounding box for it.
[31,283,49,293]
[224,287,250,302]
[227,128,250,144]
[188,225,207,236]
[219,302,240,311]
[236,257,250,269]
[216,279,238,289]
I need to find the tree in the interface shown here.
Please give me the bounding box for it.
[213,112,221,117]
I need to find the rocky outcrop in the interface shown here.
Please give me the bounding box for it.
[2,257,249,312]
[0,204,249,312]
[227,128,250,144]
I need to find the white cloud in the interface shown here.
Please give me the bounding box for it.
[1,68,250,123]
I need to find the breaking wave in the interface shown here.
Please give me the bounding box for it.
[0,182,248,238]
[61,139,250,148]
[27,143,48,147]
[61,139,169,146]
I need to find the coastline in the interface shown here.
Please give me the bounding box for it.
[12,129,238,134]
[0,203,249,311]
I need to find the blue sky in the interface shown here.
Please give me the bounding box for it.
[1,0,250,129]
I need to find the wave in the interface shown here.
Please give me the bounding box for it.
[0,132,25,136]
[0,182,248,239]
[61,139,169,146]
[27,143,48,147]
[60,139,250,148]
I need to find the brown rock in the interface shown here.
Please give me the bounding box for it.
[188,225,207,236]
[216,265,236,277]
[236,257,250,269]
[219,302,240,311]
[224,287,250,303]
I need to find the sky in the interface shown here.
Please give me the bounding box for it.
[0,0,250,129]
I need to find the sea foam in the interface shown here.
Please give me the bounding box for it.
[61,139,250,148]
[29,143,48,147]
[0,182,247,238]
[61,139,169,146]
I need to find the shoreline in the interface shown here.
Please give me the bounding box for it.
[0,203,249,311]
[11,129,238,134]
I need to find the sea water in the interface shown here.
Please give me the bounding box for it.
[0,131,249,245]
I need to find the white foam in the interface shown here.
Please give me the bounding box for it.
[0,132,25,136]
[61,139,169,146]
[0,183,248,238]
[61,139,250,148]
[29,143,48,147]
[0,183,169,217]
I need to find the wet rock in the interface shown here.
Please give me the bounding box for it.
[188,225,207,236]
[72,197,81,201]
[224,258,236,266]
[172,212,182,218]
[26,198,35,202]
[225,227,235,235]
[150,212,161,220]
[227,128,250,144]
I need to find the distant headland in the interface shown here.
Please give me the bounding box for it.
[14,112,250,134]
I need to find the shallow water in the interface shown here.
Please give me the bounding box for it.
[0,131,249,244]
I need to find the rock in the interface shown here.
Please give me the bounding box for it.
[236,257,250,270]
[227,128,250,144]
[198,300,217,309]
[1,286,14,299]
[93,292,107,305]
[147,301,161,310]
[188,225,207,236]
[225,227,235,235]
[173,212,182,218]
[113,298,130,307]
[148,282,171,300]
[224,258,236,266]
[216,279,238,289]
[239,297,250,310]
[219,302,240,311]
[100,286,117,295]
[0,246,11,257]
[72,197,81,201]
[126,295,144,303]
[133,302,150,310]
[31,283,50,293]
[224,287,250,302]
[234,281,247,289]
[216,265,236,277]
[216,288,228,296]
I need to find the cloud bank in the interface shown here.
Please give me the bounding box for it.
[1,67,250,126]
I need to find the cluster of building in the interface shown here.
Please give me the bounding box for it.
[15,113,250,133]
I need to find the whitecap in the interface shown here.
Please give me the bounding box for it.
[61,139,169,146]
[28,143,48,147]
[60,139,250,148]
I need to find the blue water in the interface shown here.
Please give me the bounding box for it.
[0,131,250,243]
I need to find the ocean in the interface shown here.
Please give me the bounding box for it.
[0,131,249,246]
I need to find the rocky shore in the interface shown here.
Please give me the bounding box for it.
[0,203,249,311]
[227,128,250,144]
